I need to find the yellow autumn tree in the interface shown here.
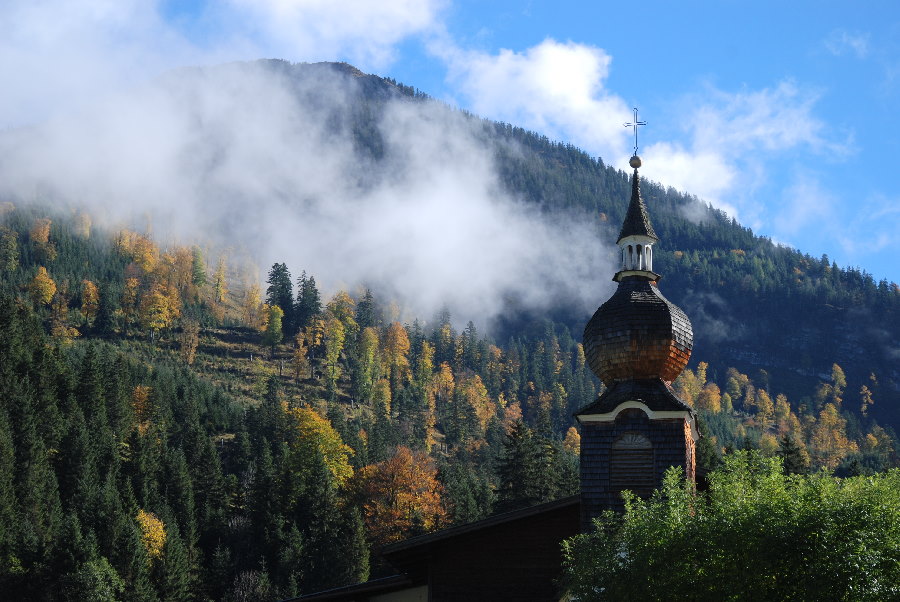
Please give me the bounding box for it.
[696,383,722,413]
[29,266,56,306]
[136,509,166,563]
[81,279,99,321]
[756,389,775,429]
[326,290,357,333]
[433,362,455,419]
[285,405,353,486]
[809,403,858,469]
[138,284,181,337]
[457,373,493,434]
[414,341,437,450]
[759,432,780,457]
[383,321,411,389]
[564,426,581,455]
[774,394,792,433]
[323,316,346,386]
[243,283,263,329]
[502,401,523,435]
[357,327,381,402]
[132,385,152,423]
[116,230,159,274]
[860,385,874,417]
[674,367,700,407]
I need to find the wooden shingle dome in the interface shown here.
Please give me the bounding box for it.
[584,276,692,383]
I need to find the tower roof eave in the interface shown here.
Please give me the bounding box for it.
[575,378,694,417]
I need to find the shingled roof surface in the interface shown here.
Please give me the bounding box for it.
[575,378,694,416]
[617,170,658,243]
[583,276,693,383]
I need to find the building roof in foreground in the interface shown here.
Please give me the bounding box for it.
[294,495,580,602]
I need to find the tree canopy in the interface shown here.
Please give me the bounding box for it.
[563,452,900,601]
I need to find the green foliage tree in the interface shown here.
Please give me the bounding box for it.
[262,305,284,353]
[190,246,206,288]
[266,263,293,336]
[294,271,321,331]
[564,452,900,601]
[495,421,555,513]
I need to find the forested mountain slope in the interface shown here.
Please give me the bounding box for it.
[250,59,900,428]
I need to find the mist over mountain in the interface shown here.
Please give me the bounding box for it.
[0,58,898,426]
[0,59,612,329]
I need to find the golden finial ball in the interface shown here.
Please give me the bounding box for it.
[629,155,642,169]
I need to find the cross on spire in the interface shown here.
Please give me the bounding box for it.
[624,107,646,157]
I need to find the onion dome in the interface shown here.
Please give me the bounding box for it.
[583,276,692,383]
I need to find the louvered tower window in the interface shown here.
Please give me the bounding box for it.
[610,432,654,496]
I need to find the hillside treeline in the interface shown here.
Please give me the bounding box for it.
[0,203,897,599]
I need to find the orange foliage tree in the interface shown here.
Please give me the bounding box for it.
[352,446,446,547]
[29,218,51,244]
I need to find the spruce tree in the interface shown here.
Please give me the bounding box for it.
[495,421,547,513]
[295,271,321,331]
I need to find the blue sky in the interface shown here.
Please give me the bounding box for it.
[2,0,899,284]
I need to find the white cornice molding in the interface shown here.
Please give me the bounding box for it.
[577,400,698,441]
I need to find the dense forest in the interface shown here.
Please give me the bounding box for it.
[0,60,898,599]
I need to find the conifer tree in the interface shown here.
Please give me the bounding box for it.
[295,271,321,330]
[495,421,548,513]
[266,263,293,335]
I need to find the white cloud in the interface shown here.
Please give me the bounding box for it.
[0,0,444,127]
[0,0,196,126]
[824,29,870,59]
[438,38,632,162]
[642,81,850,225]
[431,36,849,234]
[224,0,445,69]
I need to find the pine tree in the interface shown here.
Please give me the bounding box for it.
[495,421,548,513]
[294,272,321,331]
[778,432,811,475]
[190,247,206,288]
[158,520,192,602]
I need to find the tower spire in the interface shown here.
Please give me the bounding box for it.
[614,108,658,281]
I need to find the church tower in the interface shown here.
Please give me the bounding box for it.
[576,140,697,525]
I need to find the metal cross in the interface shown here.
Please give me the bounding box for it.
[623,107,646,156]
